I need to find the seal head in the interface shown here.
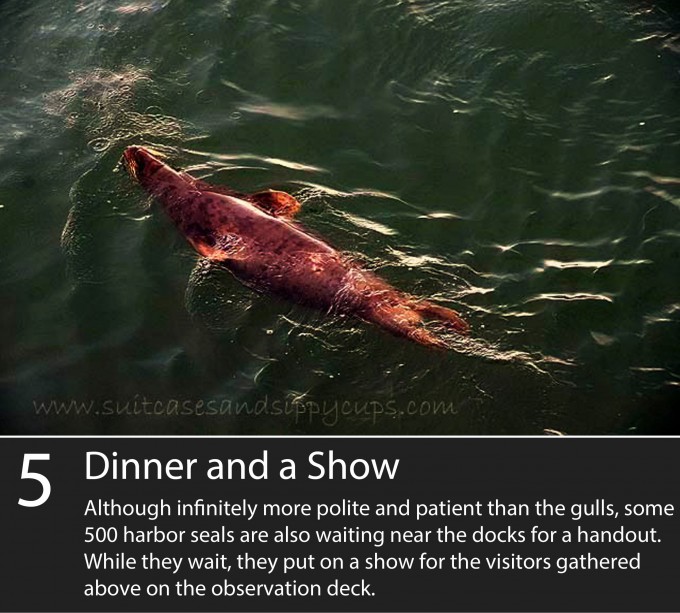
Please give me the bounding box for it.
[123,146,175,186]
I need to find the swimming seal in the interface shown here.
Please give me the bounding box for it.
[123,146,469,348]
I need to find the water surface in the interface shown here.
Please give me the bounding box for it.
[1,0,679,434]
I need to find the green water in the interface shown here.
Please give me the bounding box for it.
[1,0,679,435]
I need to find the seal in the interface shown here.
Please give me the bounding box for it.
[123,146,469,348]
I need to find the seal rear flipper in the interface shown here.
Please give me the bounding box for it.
[363,302,451,350]
[412,300,470,335]
[249,190,302,219]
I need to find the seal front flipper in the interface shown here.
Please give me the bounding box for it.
[189,176,302,219]
[188,231,247,262]
[248,190,301,219]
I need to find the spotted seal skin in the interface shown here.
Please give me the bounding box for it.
[123,146,469,348]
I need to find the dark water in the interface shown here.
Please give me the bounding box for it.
[1,0,679,435]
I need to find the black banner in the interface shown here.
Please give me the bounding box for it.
[0,437,678,612]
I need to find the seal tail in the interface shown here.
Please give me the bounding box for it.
[411,300,470,335]
[362,302,455,350]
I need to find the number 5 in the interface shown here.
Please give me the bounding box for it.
[18,454,51,507]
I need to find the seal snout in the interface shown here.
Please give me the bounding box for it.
[122,145,163,183]
[122,145,144,181]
